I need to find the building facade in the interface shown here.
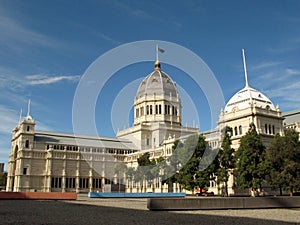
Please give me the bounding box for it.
[6,52,292,194]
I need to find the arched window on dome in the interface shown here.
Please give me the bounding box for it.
[239,125,242,135]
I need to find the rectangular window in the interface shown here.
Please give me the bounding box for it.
[23,168,27,175]
[51,177,62,188]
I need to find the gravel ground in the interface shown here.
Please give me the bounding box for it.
[0,194,299,225]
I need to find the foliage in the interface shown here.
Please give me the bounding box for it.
[266,129,300,196]
[173,134,218,192]
[0,172,7,187]
[234,123,267,192]
[216,126,235,196]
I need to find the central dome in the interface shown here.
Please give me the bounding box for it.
[224,86,276,113]
[135,63,179,100]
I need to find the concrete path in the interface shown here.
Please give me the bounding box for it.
[0,194,299,224]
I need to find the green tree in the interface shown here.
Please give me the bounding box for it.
[217,126,235,196]
[265,133,285,195]
[175,134,217,193]
[266,129,300,196]
[234,123,267,195]
[135,152,156,192]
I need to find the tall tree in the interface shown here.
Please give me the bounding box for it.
[266,129,300,196]
[217,126,235,196]
[176,134,217,193]
[234,123,267,195]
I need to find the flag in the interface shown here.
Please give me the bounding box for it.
[157,46,165,53]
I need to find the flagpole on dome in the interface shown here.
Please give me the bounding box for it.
[156,44,159,62]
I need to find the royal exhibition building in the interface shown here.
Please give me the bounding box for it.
[5,52,300,195]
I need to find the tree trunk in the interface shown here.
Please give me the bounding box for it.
[290,185,294,197]
[279,186,282,196]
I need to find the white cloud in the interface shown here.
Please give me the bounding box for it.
[0,105,19,134]
[250,61,284,70]
[0,14,62,51]
[26,74,81,85]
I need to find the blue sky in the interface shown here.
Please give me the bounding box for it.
[1,0,300,168]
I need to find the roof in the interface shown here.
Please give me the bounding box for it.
[34,131,138,150]
[135,69,179,100]
[224,86,276,113]
[282,109,300,125]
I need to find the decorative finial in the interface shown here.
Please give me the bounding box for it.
[18,108,22,124]
[27,99,31,118]
[155,45,164,70]
[242,49,249,88]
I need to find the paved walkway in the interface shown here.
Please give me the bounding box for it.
[0,194,299,224]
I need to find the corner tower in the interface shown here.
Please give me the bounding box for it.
[218,49,283,149]
[7,101,36,191]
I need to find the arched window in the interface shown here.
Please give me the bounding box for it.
[150,105,152,114]
[26,126,30,132]
[239,125,242,135]
[25,140,29,148]
[265,124,268,133]
[146,105,149,115]
[229,127,233,137]
[269,124,272,134]
[272,125,275,134]
[234,127,238,136]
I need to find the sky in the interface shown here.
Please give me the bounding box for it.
[1,0,300,168]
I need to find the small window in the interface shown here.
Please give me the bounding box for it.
[23,168,27,175]
[234,127,238,136]
[265,124,268,134]
[25,140,29,148]
[272,125,275,134]
[26,126,30,132]
[239,125,242,135]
